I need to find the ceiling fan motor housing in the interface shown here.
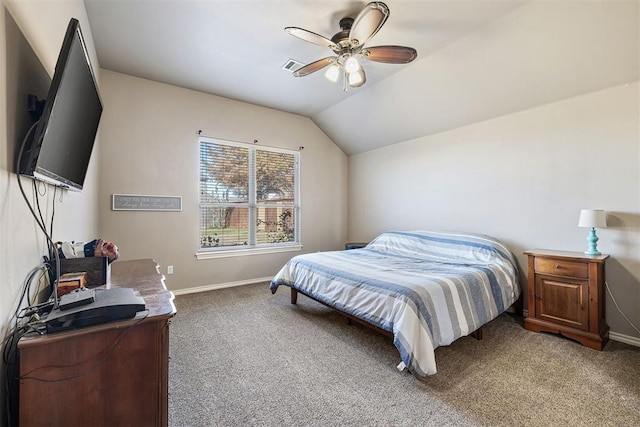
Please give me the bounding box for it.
[331,17,355,48]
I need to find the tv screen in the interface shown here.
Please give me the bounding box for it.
[20,18,102,192]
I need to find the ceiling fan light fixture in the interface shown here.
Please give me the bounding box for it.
[285,2,417,91]
[324,64,340,82]
[344,56,361,74]
[348,68,366,87]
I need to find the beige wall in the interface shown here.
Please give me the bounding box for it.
[0,0,101,420]
[348,82,640,341]
[97,70,348,292]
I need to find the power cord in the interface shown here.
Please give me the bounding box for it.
[6,121,63,426]
[16,120,62,309]
[605,280,640,335]
[3,263,49,427]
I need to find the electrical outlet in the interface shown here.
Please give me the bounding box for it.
[167,265,174,275]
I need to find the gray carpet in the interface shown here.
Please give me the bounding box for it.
[169,283,640,426]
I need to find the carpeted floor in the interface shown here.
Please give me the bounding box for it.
[168,283,640,426]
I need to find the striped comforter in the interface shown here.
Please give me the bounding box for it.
[270,230,521,376]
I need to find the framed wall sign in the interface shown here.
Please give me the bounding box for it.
[112,194,182,211]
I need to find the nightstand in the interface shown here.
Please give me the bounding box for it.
[524,249,609,350]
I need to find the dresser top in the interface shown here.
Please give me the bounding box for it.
[19,259,175,346]
[107,258,176,318]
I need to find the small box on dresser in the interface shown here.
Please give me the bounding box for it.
[56,272,88,296]
[524,249,609,350]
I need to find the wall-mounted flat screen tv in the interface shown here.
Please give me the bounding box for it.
[19,18,102,192]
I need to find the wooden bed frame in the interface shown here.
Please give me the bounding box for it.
[290,287,483,341]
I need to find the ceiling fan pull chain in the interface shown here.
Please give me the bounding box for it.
[342,68,349,92]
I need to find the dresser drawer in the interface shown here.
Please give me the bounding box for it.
[534,257,588,279]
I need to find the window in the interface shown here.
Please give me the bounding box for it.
[198,137,300,256]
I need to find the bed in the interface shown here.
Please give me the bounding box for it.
[270,230,521,376]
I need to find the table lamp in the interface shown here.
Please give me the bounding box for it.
[578,209,607,255]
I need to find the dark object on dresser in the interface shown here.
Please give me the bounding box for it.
[45,287,145,331]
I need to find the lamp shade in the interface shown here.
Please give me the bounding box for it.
[578,209,607,228]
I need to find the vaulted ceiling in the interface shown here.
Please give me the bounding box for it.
[84,0,639,155]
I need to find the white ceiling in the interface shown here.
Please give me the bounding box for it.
[84,0,639,155]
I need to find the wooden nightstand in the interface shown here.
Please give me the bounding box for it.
[524,249,609,350]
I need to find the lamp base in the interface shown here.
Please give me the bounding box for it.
[585,227,601,256]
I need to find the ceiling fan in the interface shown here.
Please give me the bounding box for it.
[285,1,417,91]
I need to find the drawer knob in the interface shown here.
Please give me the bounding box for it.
[555,265,562,269]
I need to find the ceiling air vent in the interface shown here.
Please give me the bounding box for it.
[282,59,304,73]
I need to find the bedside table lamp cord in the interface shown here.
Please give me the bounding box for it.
[605,281,640,335]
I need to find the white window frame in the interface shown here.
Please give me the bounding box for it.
[196,137,301,259]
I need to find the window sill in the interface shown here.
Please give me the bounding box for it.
[195,244,303,260]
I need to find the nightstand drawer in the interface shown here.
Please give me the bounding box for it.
[534,257,588,279]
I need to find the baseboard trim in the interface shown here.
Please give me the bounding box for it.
[172,276,273,296]
[522,309,639,347]
[609,331,640,347]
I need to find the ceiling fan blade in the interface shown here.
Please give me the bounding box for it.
[362,46,418,64]
[285,27,338,50]
[349,2,390,47]
[293,57,336,77]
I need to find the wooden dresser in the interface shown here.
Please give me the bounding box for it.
[18,259,176,427]
[524,249,609,350]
